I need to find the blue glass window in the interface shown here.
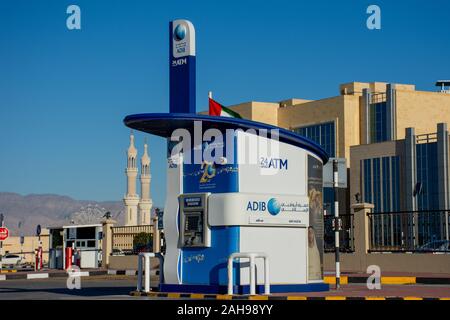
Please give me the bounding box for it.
[294,122,336,157]
[382,157,390,212]
[363,155,402,246]
[363,159,372,204]
[391,156,400,211]
[370,102,388,143]
[363,156,400,213]
[416,143,439,210]
[416,142,440,244]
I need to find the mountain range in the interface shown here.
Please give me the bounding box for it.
[0,192,125,236]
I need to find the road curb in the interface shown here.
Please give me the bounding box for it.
[2,270,446,286]
[129,291,450,301]
[0,269,156,281]
[323,276,450,285]
[107,269,158,276]
[0,270,17,274]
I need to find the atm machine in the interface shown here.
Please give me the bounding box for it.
[179,193,211,248]
[124,113,329,294]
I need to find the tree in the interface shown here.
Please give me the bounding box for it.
[133,232,153,253]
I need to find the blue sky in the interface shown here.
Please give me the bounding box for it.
[1,0,449,206]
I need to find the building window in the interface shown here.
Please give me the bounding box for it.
[373,158,381,212]
[382,157,391,213]
[416,142,440,244]
[391,156,400,211]
[416,143,439,210]
[363,159,372,204]
[294,122,336,157]
[370,102,388,143]
[363,155,402,247]
[362,156,400,213]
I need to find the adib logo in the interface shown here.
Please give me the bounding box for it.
[246,198,281,216]
[173,24,186,41]
[267,198,281,215]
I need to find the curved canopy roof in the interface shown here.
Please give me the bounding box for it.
[123,113,329,164]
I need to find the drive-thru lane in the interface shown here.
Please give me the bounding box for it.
[0,276,145,300]
[1,276,449,300]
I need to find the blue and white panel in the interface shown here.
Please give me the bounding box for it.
[180,137,240,285]
[236,131,307,195]
[169,19,196,114]
[163,140,183,284]
[239,227,308,285]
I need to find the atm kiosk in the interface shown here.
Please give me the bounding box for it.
[124,113,329,294]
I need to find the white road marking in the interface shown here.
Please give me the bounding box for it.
[27,273,49,279]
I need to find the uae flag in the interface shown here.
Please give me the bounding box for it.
[209,98,242,118]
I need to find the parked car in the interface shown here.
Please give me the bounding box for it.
[133,243,153,254]
[418,240,450,252]
[1,254,22,266]
[112,248,125,256]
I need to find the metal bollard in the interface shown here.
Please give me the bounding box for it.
[227,252,270,296]
[137,254,143,291]
[144,254,150,292]
[137,252,165,293]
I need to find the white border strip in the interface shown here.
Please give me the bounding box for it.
[27,273,49,279]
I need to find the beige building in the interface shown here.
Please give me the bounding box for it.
[208,81,450,171]
[209,82,450,164]
[204,81,450,252]
[106,81,450,273]
[1,230,49,264]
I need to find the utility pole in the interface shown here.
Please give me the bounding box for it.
[333,159,341,289]
[0,213,4,271]
[19,221,24,262]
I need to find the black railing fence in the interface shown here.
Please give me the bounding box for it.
[367,210,450,252]
[324,214,355,253]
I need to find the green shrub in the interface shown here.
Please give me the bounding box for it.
[133,232,153,251]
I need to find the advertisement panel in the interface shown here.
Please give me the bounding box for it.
[307,155,324,281]
[183,139,239,194]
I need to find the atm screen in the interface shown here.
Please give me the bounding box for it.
[185,213,202,232]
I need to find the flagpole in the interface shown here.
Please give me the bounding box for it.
[208,91,213,99]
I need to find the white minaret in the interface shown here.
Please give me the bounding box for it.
[124,132,139,226]
[138,140,153,225]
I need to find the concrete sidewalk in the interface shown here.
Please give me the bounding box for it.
[131,283,450,300]
[0,268,157,281]
[323,271,450,285]
[2,267,449,286]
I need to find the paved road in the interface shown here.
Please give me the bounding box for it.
[276,284,450,298]
[1,276,449,299]
[0,276,145,300]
